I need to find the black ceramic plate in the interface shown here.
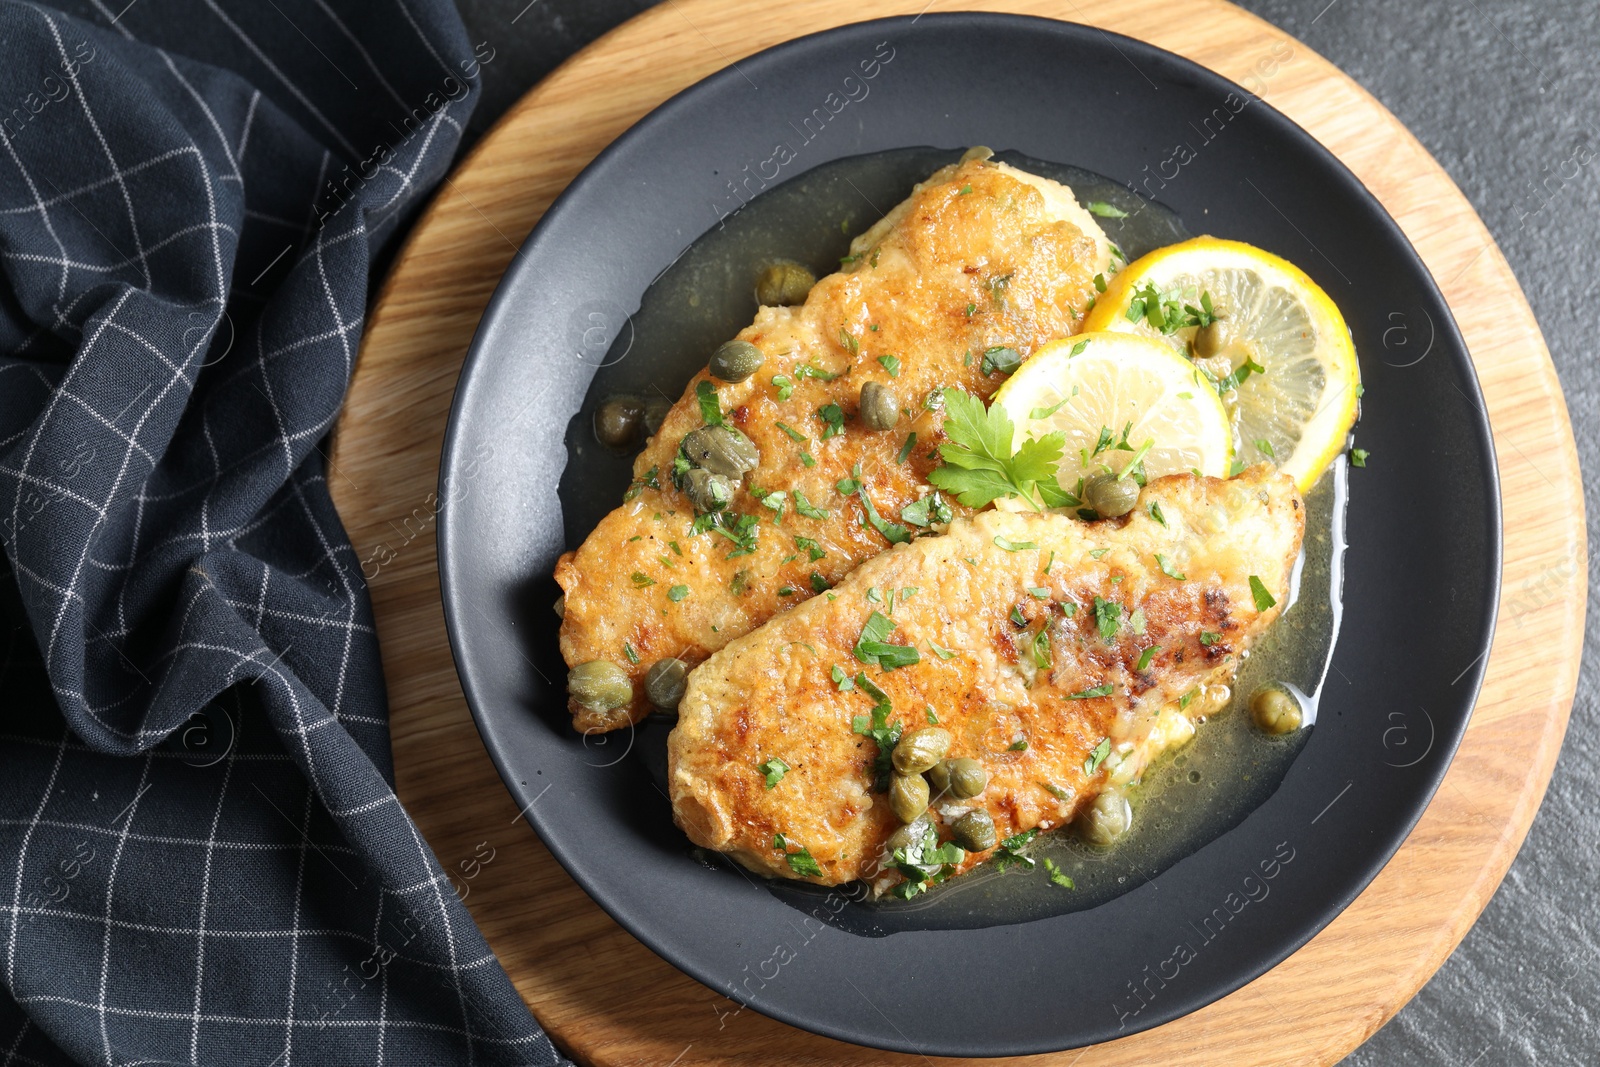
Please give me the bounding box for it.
[438,14,1499,1056]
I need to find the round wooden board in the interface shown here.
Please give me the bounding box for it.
[328,2,1586,1063]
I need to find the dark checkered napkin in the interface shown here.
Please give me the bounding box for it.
[0,1,568,1063]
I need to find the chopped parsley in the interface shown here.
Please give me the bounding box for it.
[668,585,690,602]
[1255,437,1277,460]
[994,536,1039,552]
[776,421,808,443]
[1351,446,1369,468]
[800,451,816,467]
[1178,688,1197,710]
[1070,683,1115,700]
[877,354,902,377]
[837,329,859,355]
[1030,629,1052,670]
[980,345,1023,377]
[1199,630,1222,647]
[831,664,854,690]
[900,491,953,528]
[795,361,839,381]
[1084,737,1112,774]
[772,834,822,877]
[1043,857,1075,889]
[817,402,846,439]
[1094,596,1122,641]
[1086,200,1128,218]
[1155,553,1186,580]
[1009,738,1029,751]
[925,707,940,725]
[1027,586,1049,599]
[793,491,828,520]
[858,487,912,544]
[853,611,920,670]
[836,462,862,496]
[759,757,789,789]
[695,380,723,426]
[623,642,639,665]
[771,374,794,401]
[896,432,917,464]
[1148,500,1168,527]
[994,828,1038,871]
[630,572,656,588]
[889,822,965,899]
[1249,575,1278,612]
[795,535,825,561]
[1136,645,1160,671]
[810,572,830,593]
[929,643,957,660]
[850,673,902,790]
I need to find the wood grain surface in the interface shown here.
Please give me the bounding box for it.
[327,1,1587,1063]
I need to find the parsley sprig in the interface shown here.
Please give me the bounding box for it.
[926,388,1073,510]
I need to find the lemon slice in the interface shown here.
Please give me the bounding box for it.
[1082,236,1359,492]
[992,332,1233,492]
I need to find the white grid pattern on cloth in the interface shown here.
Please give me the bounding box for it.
[0,2,570,1065]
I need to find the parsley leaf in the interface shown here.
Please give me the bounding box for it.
[900,491,952,528]
[853,611,920,670]
[817,402,845,439]
[993,536,1039,552]
[1155,553,1186,580]
[1084,737,1112,774]
[1136,645,1160,671]
[759,757,789,789]
[980,345,1023,376]
[668,585,690,602]
[793,490,828,520]
[1249,575,1277,612]
[1199,630,1222,647]
[776,421,808,443]
[1351,446,1369,468]
[994,828,1038,871]
[771,374,794,401]
[772,834,822,877]
[1070,683,1115,700]
[1093,596,1122,641]
[878,354,901,377]
[630,572,656,588]
[1086,201,1129,218]
[850,673,902,790]
[696,381,722,426]
[1043,856,1075,888]
[858,486,912,544]
[927,388,1069,510]
[1148,500,1167,527]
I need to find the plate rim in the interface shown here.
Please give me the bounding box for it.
[437,11,1502,1055]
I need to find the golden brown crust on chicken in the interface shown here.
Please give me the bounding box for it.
[668,467,1304,886]
[556,159,1111,731]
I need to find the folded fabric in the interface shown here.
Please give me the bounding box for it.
[0,2,568,1063]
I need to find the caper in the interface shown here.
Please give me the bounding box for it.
[859,381,899,431]
[645,658,688,711]
[893,727,951,775]
[681,468,735,513]
[1250,685,1303,735]
[1192,319,1228,360]
[889,772,930,823]
[960,145,994,163]
[709,339,764,382]
[642,396,672,436]
[885,814,933,854]
[681,425,759,478]
[951,808,997,851]
[925,760,951,795]
[593,396,644,450]
[567,660,632,712]
[553,594,565,619]
[1079,790,1132,847]
[1083,472,1140,519]
[755,261,816,306]
[947,757,987,799]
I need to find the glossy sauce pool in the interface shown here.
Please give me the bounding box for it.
[563,147,1349,934]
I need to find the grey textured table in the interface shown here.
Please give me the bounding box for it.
[449,2,1598,1062]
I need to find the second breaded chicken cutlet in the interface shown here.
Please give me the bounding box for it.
[669,467,1304,892]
